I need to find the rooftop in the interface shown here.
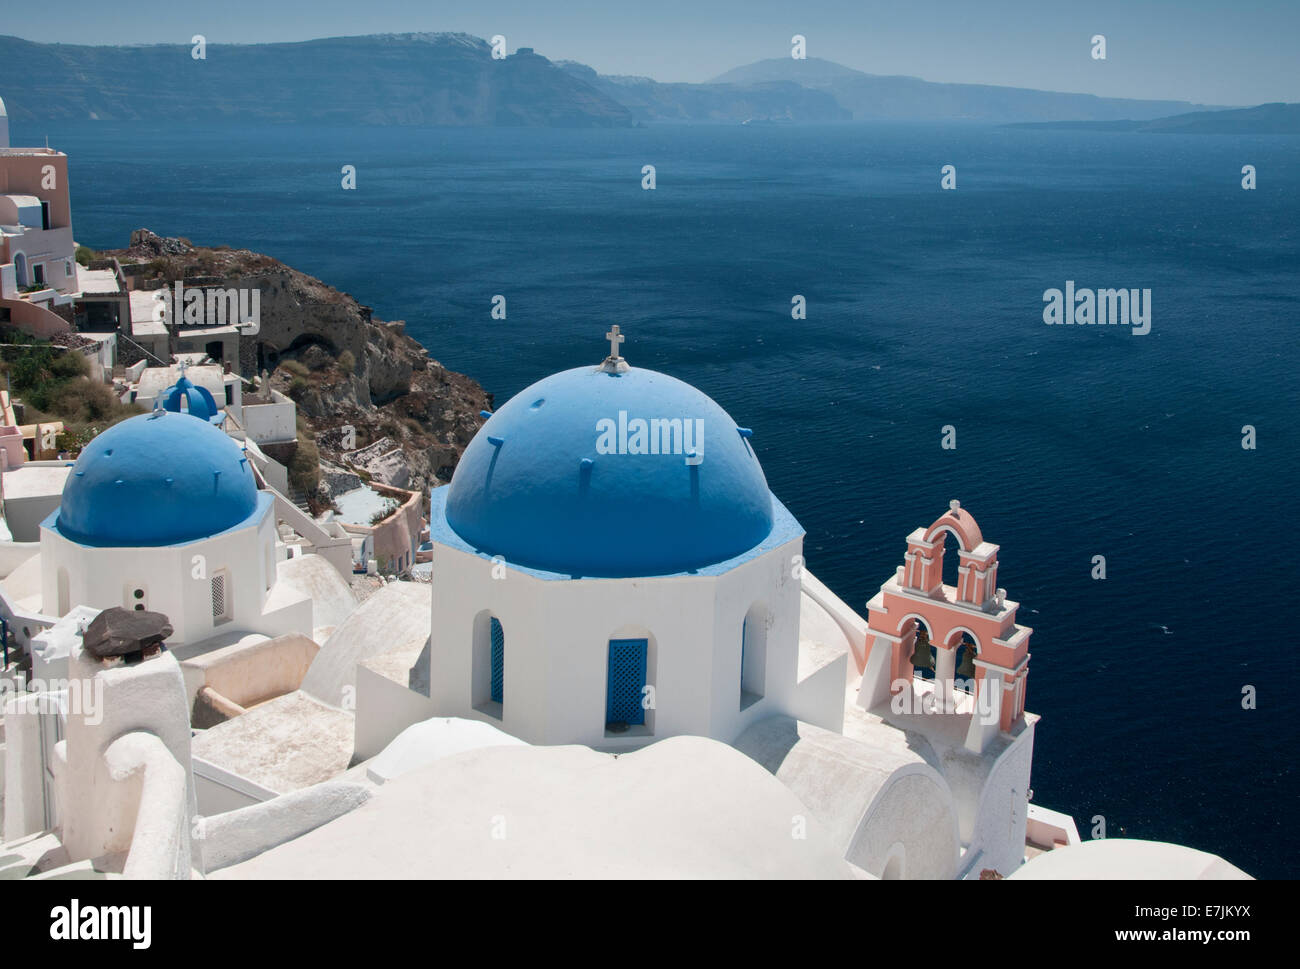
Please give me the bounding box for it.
[74,266,121,296]
[2,462,73,501]
[212,736,855,880]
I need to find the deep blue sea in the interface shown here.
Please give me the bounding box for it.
[23,119,1298,877]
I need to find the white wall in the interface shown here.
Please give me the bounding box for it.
[3,492,64,543]
[39,500,310,651]
[426,533,820,751]
[60,644,195,870]
[237,391,296,445]
[961,723,1036,878]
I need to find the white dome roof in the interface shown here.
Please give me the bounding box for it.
[1010,839,1251,880]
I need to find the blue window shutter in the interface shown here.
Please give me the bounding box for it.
[606,638,648,726]
[490,617,504,704]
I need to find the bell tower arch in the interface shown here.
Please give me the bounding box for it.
[858,501,1032,753]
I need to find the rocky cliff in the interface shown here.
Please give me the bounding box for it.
[0,33,632,127]
[107,229,491,498]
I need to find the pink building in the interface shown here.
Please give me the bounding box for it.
[0,94,79,337]
[338,482,423,575]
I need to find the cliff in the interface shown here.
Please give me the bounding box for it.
[0,33,632,127]
[3,32,1235,128]
[708,57,1227,123]
[106,230,491,498]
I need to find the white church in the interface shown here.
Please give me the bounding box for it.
[0,329,1252,880]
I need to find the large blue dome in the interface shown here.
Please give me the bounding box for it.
[54,410,260,547]
[445,365,774,577]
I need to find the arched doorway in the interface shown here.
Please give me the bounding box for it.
[13,252,28,288]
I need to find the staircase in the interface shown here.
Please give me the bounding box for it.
[287,484,313,517]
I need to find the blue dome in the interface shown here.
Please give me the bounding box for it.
[445,365,774,577]
[161,375,220,423]
[55,410,260,547]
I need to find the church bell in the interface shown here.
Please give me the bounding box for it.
[908,628,933,670]
[957,643,978,679]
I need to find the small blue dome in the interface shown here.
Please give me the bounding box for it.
[161,375,220,423]
[55,411,259,547]
[445,365,774,577]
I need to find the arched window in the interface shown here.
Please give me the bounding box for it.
[904,617,936,679]
[740,603,767,709]
[940,531,961,595]
[953,636,978,695]
[56,568,70,615]
[472,611,504,719]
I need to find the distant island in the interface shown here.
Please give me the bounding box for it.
[1005,102,1300,134]
[0,32,1256,127]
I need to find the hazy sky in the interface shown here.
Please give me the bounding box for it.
[4,0,1295,106]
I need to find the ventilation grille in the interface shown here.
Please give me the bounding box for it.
[211,573,227,621]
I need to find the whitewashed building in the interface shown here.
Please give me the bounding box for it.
[426,328,837,749]
[37,407,310,650]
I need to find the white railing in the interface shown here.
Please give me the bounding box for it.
[103,732,192,879]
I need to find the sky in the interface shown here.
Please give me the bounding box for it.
[3,0,1296,106]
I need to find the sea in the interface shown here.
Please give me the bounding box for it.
[23,119,1298,878]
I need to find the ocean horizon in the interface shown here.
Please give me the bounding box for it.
[29,118,1298,878]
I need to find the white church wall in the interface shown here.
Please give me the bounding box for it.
[352,662,437,762]
[41,527,187,633]
[708,539,804,744]
[539,575,718,748]
[961,722,1036,878]
[735,716,961,880]
[848,767,962,879]
[800,569,870,667]
[37,501,312,652]
[429,539,810,750]
[788,647,849,734]
[427,545,485,717]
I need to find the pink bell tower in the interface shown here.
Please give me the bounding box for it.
[857,501,1032,753]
